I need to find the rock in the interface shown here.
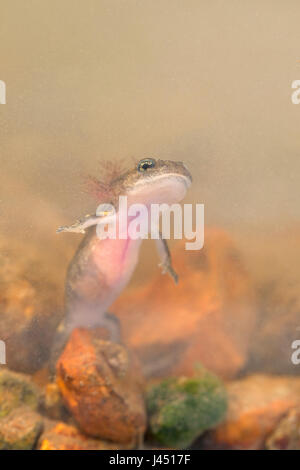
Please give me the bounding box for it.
[56,328,146,444]
[204,374,300,450]
[0,247,61,373]
[146,367,227,448]
[0,370,43,449]
[113,229,257,380]
[42,383,69,421]
[266,408,300,450]
[38,421,135,450]
[0,369,41,417]
[0,406,43,450]
[247,280,300,375]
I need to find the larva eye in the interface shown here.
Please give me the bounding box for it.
[137,158,156,172]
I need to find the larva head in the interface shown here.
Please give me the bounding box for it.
[112,158,192,206]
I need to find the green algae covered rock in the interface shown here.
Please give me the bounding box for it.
[0,369,43,449]
[0,406,43,450]
[146,368,227,448]
[0,369,40,418]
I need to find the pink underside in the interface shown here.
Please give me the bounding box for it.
[91,216,142,290]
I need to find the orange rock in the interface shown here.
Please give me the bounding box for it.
[39,421,133,450]
[205,374,300,450]
[266,407,300,450]
[56,328,146,444]
[113,228,257,380]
